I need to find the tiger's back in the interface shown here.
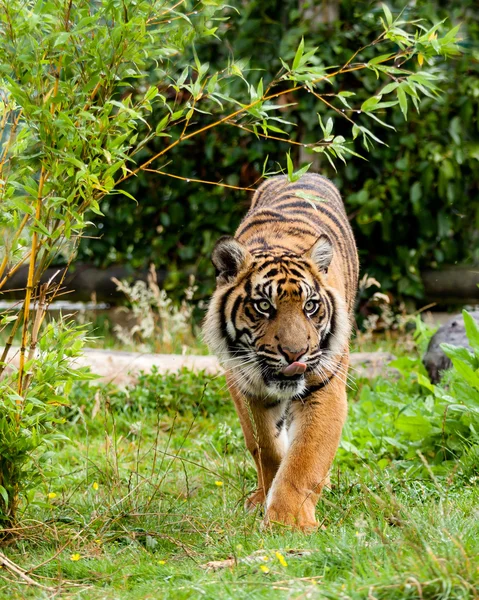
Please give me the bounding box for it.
[235,173,358,311]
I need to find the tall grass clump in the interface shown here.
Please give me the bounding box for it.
[112,266,199,353]
[0,0,461,525]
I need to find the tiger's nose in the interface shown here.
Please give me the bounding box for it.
[279,345,308,363]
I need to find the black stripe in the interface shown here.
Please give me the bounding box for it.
[320,291,335,351]
[282,181,342,202]
[264,399,281,409]
[230,294,243,334]
[292,369,338,402]
[219,287,235,342]
[237,216,287,239]
[251,178,289,208]
[275,413,286,435]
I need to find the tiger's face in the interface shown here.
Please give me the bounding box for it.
[204,236,350,400]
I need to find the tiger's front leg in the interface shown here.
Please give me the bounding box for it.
[264,376,348,531]
[227,374,288,510]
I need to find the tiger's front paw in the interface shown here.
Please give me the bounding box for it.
[263,503,318,532]
[263,483,319,532]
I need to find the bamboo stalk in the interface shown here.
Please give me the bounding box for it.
[22,283,48,391]
[0,213,30,284]
[0,307,22,376]
[17,167,47,400]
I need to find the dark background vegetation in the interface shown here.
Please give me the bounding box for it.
[78,0,479,304]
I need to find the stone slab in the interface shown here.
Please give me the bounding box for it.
[2,347,395,387]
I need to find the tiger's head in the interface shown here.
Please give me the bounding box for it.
[204,235,350,400]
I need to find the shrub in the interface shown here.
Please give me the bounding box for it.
[341,311,479,474]
[77,0,478,302]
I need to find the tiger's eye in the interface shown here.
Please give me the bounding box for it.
[305,300,318,313]
[256,300,271,312]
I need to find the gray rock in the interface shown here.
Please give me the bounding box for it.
[423,311,479,383]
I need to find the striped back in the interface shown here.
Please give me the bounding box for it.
[235,173,358,311]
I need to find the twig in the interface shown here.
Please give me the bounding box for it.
[17,166,47,398]
[142,169,256,191]
[0,551,55,592]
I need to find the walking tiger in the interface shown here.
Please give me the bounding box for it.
[203,173,359,530]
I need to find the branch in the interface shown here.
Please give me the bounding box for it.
[143,168,256,191]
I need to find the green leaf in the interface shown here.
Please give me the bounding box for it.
[441,344,474,366]
[381,81,399,95]
[292,37,304,71]
[0,485,8,507]
[292,162,312,181]
[286,153,311,183]
[395,413,432,440]
[382,3,393,26]
[115,189,137,202]
[366,112,396,130]
[417,373,436,394]
[9,196,35,215]
[54,32,70,47]
[397,87,408,119]
[156,114,170,133]
[286,152,294,181]
[368,53,394,66]
[361,95,381,112]
[295,190,327,204]
[463,310,479,350]
[144,86,158,102]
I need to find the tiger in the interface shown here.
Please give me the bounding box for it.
[203,172,359,531]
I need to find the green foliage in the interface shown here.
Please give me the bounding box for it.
[0,329,478,595]
[69,367,231,423]
[77,0,477,302]
[0,321,93,522]
[0,0,228,522]
[341,311,479,471]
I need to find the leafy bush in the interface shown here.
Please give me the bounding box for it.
[341,311,479,473]
[77,0,478,302]
[68,367,231,422]
[0,0,231,522]
[0,321,92,524]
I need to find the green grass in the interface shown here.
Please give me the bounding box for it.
[1,366,478,599]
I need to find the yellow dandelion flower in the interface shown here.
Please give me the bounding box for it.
[48,492,57,499]
[70,553,81,562]
[261,555,269,562]
[275,551,288,567]
[260,565,270,574]
[92,482,99,491]
[214,481,223,487]
[94,539,102,545]
[158,560,166,565]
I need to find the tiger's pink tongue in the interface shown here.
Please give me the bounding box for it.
[282,361,307,376]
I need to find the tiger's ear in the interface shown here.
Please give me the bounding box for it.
[304,234,333,273]
[211,236,251,283]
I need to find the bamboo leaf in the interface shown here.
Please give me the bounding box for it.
[292,37,304,71]
[397,87,408,119]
